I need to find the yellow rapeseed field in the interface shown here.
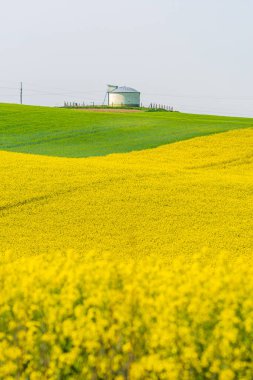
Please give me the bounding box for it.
[1,251,253,379]
[0,128,253,379]
[0,128,252,257]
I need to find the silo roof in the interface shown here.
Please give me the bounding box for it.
[110,86,140,93]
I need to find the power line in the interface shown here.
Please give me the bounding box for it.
[0,86,18,90]
[2,80,253,101]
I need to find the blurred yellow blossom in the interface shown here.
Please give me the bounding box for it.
[0,252,252,378]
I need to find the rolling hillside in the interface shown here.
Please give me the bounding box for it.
[1,128,252,258]
[0,103,253,157]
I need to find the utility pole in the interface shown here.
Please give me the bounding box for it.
[20,82,23,104]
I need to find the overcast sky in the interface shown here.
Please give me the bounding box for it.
[0,0,252,116]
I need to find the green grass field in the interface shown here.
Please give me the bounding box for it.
[1,103,253,157]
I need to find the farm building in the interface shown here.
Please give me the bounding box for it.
[107,85,141,107]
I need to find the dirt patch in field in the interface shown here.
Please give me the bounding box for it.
[74,108,143,113]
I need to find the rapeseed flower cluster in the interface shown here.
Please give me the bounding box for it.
[0,251,253,379]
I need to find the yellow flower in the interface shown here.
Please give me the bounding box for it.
[219,369,235,380]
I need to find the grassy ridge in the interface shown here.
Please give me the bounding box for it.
[0,103,253,157]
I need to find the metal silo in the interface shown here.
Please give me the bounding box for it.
[107,85,140,107]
